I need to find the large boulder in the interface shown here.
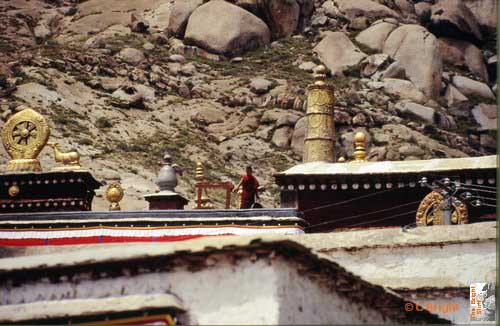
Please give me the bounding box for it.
[383,25,442,98]
[167,0,204,38]
[236,0,310,37]
[378,78,428,103]
[265,0,301,38]
[428,0,483,45]
[116,47,145,65]
[444,84,469,114]
[395,101,436,124]
[291,117,306,155]
[250,78,274,95]
[335,0,400,23]
[472,103,497,130]
[452,76,495,100]
[313,32,367,75]
[355,20,398,52]
[184,1,271,56]
[361,53,390,77]
[462,0,497,30]
[439,38,489,81]
[272,126,293,148]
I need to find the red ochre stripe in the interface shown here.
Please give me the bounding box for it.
[0,235,206,246]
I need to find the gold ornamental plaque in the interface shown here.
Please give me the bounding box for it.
[1,108,50,172]
[416,191,468,226]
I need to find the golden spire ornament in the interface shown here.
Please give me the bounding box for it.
[194,161,214,209]
[195,162,205,182]
[105,182,124,211]
[303,65,336,163]
[1,108,50,172]
[353,132,367,162]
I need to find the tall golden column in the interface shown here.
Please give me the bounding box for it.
[303,65,336,163]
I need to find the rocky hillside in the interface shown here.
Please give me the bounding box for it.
[0,0,497,210]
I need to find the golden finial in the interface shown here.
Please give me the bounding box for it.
[353,131,366,162]
[105,182,124,211]
[195,162,205,182]
[1,108,50,172]
[338,156,346,163]
[313,65,327,86]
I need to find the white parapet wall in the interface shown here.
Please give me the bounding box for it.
[293,222,497,324]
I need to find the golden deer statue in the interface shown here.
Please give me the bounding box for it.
[47,142,81,170]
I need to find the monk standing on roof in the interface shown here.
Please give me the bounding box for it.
[233,166,260,209]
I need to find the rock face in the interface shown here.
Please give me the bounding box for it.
[265,0,301,38]
[235,0,303,38]
[383,25,442,98]
[428,0,483,45]
[184,1,271,56]
[335,0,400,23]
[355,21,398,52]
[452,76,495,99]
[313,32,367,75]
[472,103,497,130]
[167,0,204,38]
[462,0,497,29]
[439,38,489,81]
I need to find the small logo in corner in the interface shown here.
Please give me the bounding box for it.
[470,283,496,322]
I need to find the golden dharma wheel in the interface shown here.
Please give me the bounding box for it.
[416,190,468,226]
[105,182,124,211]
[1,108,50,172]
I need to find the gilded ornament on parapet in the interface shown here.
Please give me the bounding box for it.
[106,182,124,211]
[1,108,50,172]
[416,191,468,226]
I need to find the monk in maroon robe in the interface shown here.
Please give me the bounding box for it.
[233,166,260,209]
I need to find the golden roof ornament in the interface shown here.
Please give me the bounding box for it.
[195,162,205,182]
[105,182,124,211]
[338,156,346,163]
[1,108,50,172]
[303,64,336,163]
[47,142,82,171]
[353,132,367,162]
[313,65,327,86]
[194,161,214,209]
